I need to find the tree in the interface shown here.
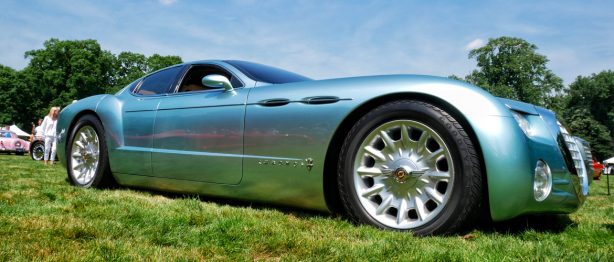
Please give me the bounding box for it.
[146,54,182,72]
[563,71,614,160]
[107,52,183,93]
[0,38,184,129]
[0,65,18,125]
[25,38,116,117]
[465,37,564,108]
[109,51,148,93]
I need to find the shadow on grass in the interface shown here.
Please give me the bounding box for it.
[604,223,614,233]
[476,214,577,235]
[111,185,330,220]
[81,178,580,234]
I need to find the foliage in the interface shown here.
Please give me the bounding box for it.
[464,37,564,108]
[24,39,116,117]
[1,155,613,260]
[563,71,614,160]
[109,52,182,93]
[0,65,19,125]
[0,38,182,129]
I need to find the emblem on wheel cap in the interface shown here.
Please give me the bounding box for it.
[394,168,409,183]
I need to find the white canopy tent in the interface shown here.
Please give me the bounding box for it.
[8,124,30,137]
[604,157,614,165]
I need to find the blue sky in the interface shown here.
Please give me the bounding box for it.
[1,0,612,84]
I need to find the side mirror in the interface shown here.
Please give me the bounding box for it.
[202,74,233,92]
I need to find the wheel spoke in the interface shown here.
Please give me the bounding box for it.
[396,198,408,225]
[425,148,444,166]
[361,184,385,197]
[425,186,444,204]
[376,195,393,215]
[414,195,428,221]
[356,166,384,177]
[425,170,450,179]
[75,141,86,149]
[415,131,428,156]
[379,130,398,154]
[400,124,411,149]
[364,146,386,162]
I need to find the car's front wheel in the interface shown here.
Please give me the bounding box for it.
[338,100,483,235]
[66,114,115,188]
[30,141,45,161]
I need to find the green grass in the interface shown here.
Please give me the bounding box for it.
[0,155,613,261]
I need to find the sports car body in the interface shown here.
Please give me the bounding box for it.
[56,60,591,234]
[0,130,29,155]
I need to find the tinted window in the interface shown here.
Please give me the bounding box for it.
[136,66,182,95]
[224,60,311,84]
[178,65,243,92]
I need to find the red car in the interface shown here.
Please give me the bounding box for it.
[593,160,604,180]
[0,130,30,155]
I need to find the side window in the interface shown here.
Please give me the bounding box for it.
[178,65,243,93]
[136,66,182,95]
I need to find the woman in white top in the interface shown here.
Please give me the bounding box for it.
[34,119,43,137]
[41,107,60,165]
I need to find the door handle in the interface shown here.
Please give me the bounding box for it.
[301,96,340,105]
[258,98,291,107]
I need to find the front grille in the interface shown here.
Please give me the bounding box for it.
[557,121,580,175]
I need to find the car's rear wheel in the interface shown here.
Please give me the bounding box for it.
[66,114,115,188]
[30,141,45,161]
[338,100,483,235]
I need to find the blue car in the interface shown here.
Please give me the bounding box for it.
[56,60,591,235]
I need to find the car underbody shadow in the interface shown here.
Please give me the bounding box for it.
[118,186,331,220]
[89,185,580,234]
[475,214,577,234]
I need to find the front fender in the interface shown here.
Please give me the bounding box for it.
[56,95,108,167]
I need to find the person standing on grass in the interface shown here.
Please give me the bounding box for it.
[30,118,43,142]
[41,106,60,165]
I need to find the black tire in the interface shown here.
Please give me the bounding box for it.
[337,100,483,235]
[66,114,116,188]
[30,141,45,161]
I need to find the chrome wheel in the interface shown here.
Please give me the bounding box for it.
[353,120,454,229]
[32,143,45,161]
[70,126,100,185]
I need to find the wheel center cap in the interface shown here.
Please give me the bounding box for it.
[394,167,409,183]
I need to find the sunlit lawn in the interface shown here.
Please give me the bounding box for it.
[1,154,613,261]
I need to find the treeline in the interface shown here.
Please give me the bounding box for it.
[0,37,612,160]
[452,36,614,161]
[0,38,181,131]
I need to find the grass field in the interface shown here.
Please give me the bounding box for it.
[0,155,612,261]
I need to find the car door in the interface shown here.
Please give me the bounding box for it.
[114,66,184,176]
[151,64,248,184]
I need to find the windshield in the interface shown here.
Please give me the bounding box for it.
[224,60,312,84]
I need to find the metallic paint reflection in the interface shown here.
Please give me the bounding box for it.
[56,60,587,221]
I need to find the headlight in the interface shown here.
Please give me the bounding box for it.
[534,160,552,202]
[511,111,532,136]
[15,141,21,148]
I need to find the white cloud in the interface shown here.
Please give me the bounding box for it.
[159,0,178,6]
[464,38,486,51]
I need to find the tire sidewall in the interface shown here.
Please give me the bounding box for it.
[340,101,474,234]
[66,115,109,188]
